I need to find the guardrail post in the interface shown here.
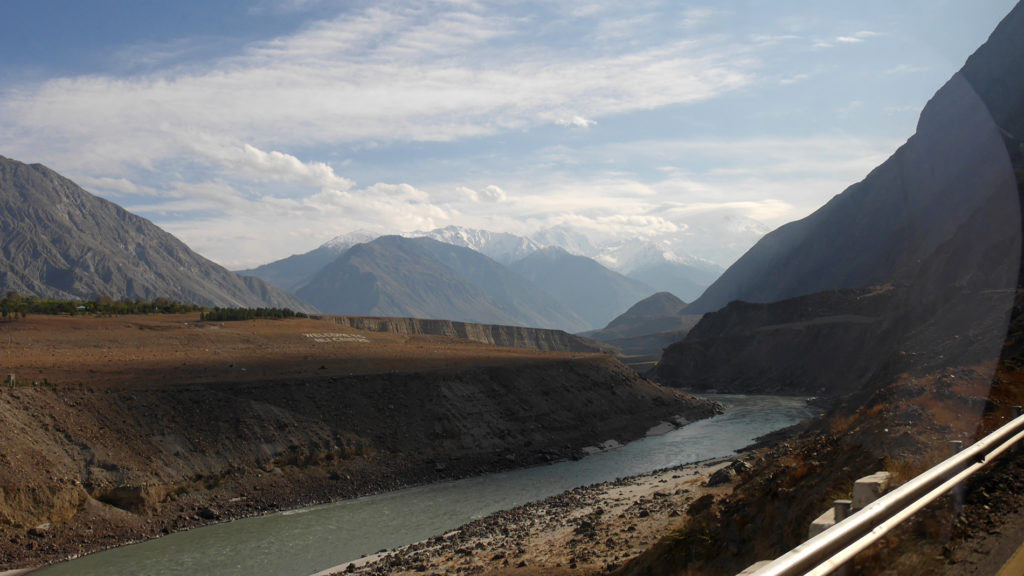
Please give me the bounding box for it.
[832,500,853,576]
[948,440,964,512]
[833,500,851,522]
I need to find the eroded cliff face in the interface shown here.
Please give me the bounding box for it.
[327,315,613,353]
[0,355,717,569]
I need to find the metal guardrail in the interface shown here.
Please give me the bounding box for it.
[747,412,1024,576]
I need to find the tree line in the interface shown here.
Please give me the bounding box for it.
[0,292,305,322]
[200,307,306,321]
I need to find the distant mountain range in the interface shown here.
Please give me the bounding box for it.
[412,226,723,302]
[295,236,591,331]
[288,236,660,332]
[412,226,542,264]
[238,230,376,293]
[508,247,654,330]
[243,225,723,331]
[0,156,313,311]
[0,152,714,331]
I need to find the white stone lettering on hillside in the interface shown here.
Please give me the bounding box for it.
[303,333,370,343]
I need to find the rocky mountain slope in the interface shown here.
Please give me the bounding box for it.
[599,292,691,336]
[657,0,1022,398]
[656,283,1015,398]
[414,227,724,302]
[237,231,376,292]
[0,156,312,311]
[246,227,721,330]
[295,236,589,331]
[686,56,1020,315]
[582,292,702,365]
[619,3,1024,574]
[510,247,656,330]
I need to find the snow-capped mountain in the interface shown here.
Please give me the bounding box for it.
[529,226,600,258]
[321,229,378,253]
[591,238,718,275]
[411,225,729,302]
[408,226,542,264]
[244,222,737,321]
[588,239,724,302]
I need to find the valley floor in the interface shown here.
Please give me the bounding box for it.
[321,457,739,576]
[0,313,718,571]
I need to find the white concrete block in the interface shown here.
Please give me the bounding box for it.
[853,471,892,510]
[808,507,835,539]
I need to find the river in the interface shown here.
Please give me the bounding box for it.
[32,395,815,576]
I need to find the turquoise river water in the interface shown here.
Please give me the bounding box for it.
[32,394,816,576]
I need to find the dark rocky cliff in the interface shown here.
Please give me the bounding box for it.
[658,0,1024,398]
[620,4,1024,574]
[687,67,1019,315]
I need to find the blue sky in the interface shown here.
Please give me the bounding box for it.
[0,0,1018,268]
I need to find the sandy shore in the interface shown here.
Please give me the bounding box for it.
[317,456,742,576]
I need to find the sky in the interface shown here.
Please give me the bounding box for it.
[0,0,1018,269]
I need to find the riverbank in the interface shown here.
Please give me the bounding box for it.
[319,457,741,576]
[0,314,719,571]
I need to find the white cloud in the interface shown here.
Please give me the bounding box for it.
[659,199,793,221]
[750,34,800,46]
[251,0,326,14]
[168,131,897,268]
[0,3,755,178]
[479,185,507,202]
[816,30,880,48]
[238,144,354,191]
[885,105,920,115]
[449,184,506,203]
[0,2,928,271]
[835,30,880,44]
[779,73,810,85]
[557,115,597,128]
